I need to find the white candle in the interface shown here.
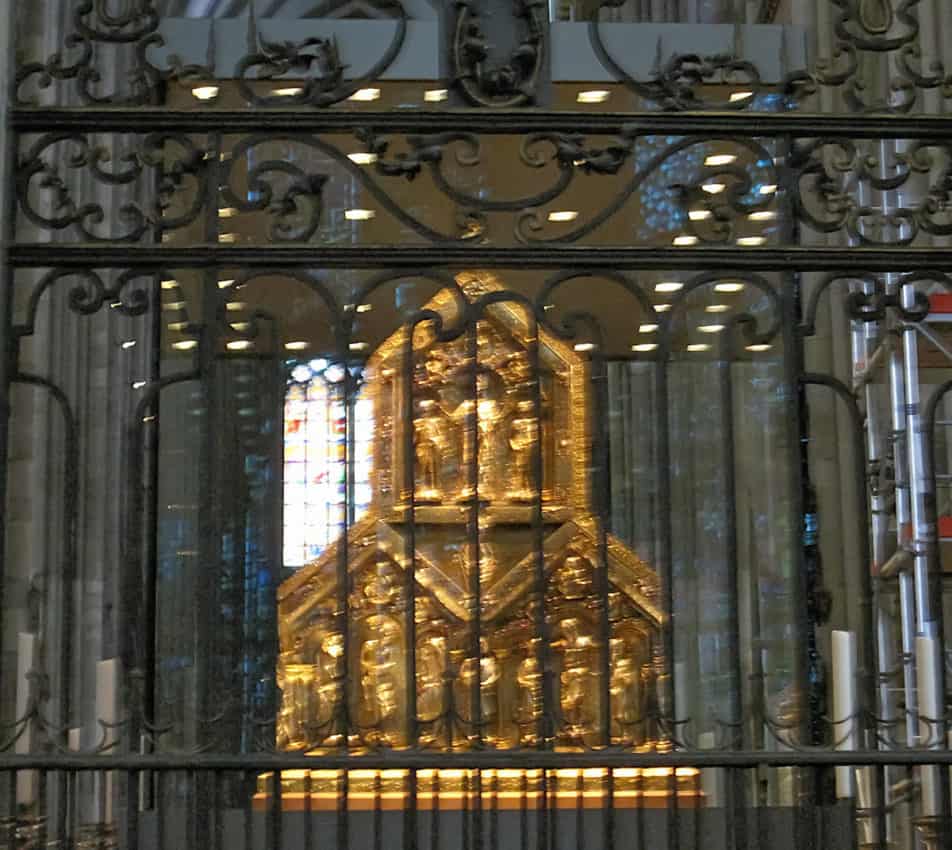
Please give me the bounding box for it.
[831,630,858,799]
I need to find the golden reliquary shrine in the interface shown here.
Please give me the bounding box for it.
[260,272,700,809]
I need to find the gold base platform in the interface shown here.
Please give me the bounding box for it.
[254,768,703,811]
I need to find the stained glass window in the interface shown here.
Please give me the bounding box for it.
[283,359,373,568]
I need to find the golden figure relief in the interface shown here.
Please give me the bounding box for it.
[508,399,537,501]
[276,272,666,757]
[413,398,451,502]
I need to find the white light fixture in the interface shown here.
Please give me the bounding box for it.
[226,340,254,351]
[759,184,778,195]
[230,321,251,331]
[715,282,745,293]
[218,233,237,243]
[704,154,737,167]
[163,301,186,311]
[226,302,247,311]
[748,210,777,221]
[273,86,304,97]
[577,90,609,104]
[698,324,725,333]
[573,342,597,352]
[121,340,137,349]
[110,301,123,309]
[638,323,659,333]
[131,380,147,389]
[547,211,579,222]
[655,304,672,312]
[347,152,378,165]
[219,207,238,218]
[737,236,766,246]
[632,343,658,352]
[191,85,219,101]
[160,279,177,290]
[424,89,449,102]
[349,88,381,101]
[729,90,754,102]
[349,341,370,352]
[689,209,712,221]
[356,303,373,313]
[706,304,730,313]
[655,282,683,293]
[746,343,772,352]
[285,341,309,351]
[702,183,726,194]
[218,279,235,289]
[345,209,375,221]
[673,235,699,246]
[686,343,711,352]
[172,340,198,350]
[167,321,189,331]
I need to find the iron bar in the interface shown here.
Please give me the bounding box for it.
[13,245,952,271]
[13,108,952,138]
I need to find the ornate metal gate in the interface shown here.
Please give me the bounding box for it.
[4,1,952,848]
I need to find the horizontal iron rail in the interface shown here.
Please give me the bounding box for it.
[12,108,952,138]
[3,751,952,770]
[10,244,952,272]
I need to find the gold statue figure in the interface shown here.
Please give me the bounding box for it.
[359,616,401,740]
[508,399,537,501]
[413,398,452,502]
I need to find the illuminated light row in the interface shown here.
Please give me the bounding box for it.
[345,209,375,221]
[193,84,452,104]
[630,342,772,353]
[548,210,578,222]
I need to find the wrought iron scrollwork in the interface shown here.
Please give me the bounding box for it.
[15,0,212,105]
[791,137,952,245]
[451,0,548,108]
[236,1,407,107]
[17,132,207,242]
